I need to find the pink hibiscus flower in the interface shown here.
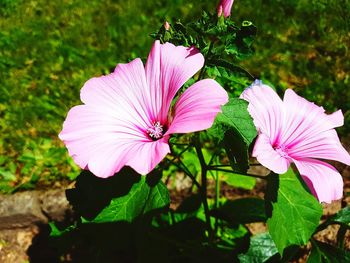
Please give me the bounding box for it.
[59,41,228,178]
[217,0,234,18]
[241,80,350,203]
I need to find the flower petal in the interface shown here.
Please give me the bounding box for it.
[240,80,284,145]
[126,136,170,175]
[252,133,290,174]
[59,104,151,178]
[165,79,228,135]
[80,58,152,129]
[282,89,350,165]
[293,159,343,203]
[145,40,204,124]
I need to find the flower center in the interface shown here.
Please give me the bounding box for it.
[147,121,164,140]
[274,144,289,158]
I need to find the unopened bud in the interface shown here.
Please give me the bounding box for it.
[217,0,234,18]
[164,21,170,31]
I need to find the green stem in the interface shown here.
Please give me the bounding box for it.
[169,145,190,160]
[208,166,267,180]
[197,41,214,81]
[194,133,214,243]
[215,169,220,235]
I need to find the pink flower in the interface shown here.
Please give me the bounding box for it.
[240,80,350,203]
[59,41,228,178]
[217,0,234,18]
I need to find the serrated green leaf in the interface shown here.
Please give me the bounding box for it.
[307,240,350,263]
[266,169,323,255]
[143,179,170,215]
[208,98,257,173]
[238,233,278,263]
[215,98,257,146]
[92,177,150,223]
[92,176,169,223]
[67,169,169,224]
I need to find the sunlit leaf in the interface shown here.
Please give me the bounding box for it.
[265,168,323,255]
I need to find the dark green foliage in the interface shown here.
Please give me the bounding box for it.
[238,233,278,263]
[66,168,169,223]
[211,198,267,225]
[307,240,350,263]
[151,11,256,61]
[326,206,350,227]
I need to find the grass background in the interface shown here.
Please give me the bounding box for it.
[0,0,349,192]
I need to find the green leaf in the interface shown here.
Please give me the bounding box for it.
[211,198,266,224]
[214,98,257,146]
[207,59,254,83]
[266,168,323,255]
[317,206,350,233]
[209,98,257,173]
[143,178,170,215]
[93,176,169,223]
[307,240,350,263]
[223,130,250,173]
[66,169,170,224]
[238,233,279,263]
[326,206,350,228]
[49,222,76,237]
[0,167,16,181]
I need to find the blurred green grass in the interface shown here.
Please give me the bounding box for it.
[0,0,349,192]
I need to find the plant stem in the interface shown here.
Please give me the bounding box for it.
[194,133,214,243]
[214,169,220,235]
[207,167,267,180]
[197,41,214,81]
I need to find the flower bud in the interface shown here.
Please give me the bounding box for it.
[164,21,170,31]
[217,0,234,18]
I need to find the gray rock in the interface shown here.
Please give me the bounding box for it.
[0,191,47,230]
[38,189,71,222]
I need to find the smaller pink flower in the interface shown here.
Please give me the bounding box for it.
[59,41,228,178]
[241,80,350,203]
[217,0,234,18]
